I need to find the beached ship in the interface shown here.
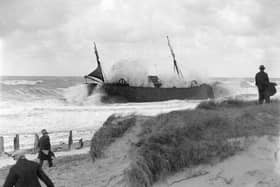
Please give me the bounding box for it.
[84,38,214,102]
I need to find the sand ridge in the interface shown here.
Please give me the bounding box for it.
[46,116,146,187]
[154,135,280,187]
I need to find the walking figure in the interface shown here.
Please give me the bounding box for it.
[3,150,54,187]
[38,129,54,167]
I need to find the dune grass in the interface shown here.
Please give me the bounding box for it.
[196,98,279,110]
[90,114,136,161]
[126,100,280,187]
[196,99,257,110]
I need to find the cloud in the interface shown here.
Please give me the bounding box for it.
[215,0,260,35]
[0,38,3,74]
[1,0,280,77]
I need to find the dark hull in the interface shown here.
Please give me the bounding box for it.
[87,83,214,102]
[86,83,98,96]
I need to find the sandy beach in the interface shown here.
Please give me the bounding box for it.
[0,100,279,187]
[2,135,280,187]
[0,116,147,187]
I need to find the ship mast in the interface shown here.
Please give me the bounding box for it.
[93,42,101,68]
[166,36,184,79]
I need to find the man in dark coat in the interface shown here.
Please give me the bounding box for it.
[38,129,53,167]
[3,150,54,187]
[255,65,270,104]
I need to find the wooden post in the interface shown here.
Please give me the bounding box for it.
[68,130,73,150]
[0,137,4,155]
[14,134,19,151]
[33,133,39,153]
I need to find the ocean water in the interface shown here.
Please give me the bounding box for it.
[0,76,279,152]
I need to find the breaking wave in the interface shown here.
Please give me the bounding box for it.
[1,81,104,105]
[0,79,43,85]
[1,87,62,101]
[62,84,104,105]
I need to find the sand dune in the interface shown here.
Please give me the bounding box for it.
[154,136,280,187]
[0,100,279,187]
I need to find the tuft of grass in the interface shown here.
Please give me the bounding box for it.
[90,114,136,161]
[197,99,280,110]
[127,100,280,186]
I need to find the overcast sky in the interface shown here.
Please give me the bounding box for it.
[0,0,279,77]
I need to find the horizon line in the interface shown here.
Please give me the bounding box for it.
[1,75,280,79]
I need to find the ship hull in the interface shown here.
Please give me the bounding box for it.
[86,83,98,96]
[87,83,214,102]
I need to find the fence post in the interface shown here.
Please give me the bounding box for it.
[0,137,4,155]
[14,134,19,151]
[68,130,73,150]
[33,133,39,153]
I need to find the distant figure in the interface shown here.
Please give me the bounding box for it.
[38,129,54,167]
[3,150,54,187]
[255,65,270,104]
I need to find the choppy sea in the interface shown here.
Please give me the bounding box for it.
[0,76,279,152]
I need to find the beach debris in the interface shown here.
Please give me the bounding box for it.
[76,138,84,149]
[209,169,233,185]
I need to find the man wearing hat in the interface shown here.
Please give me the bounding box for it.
[3,150,54,187]
[255,65,270,104]
[38,129,53,167]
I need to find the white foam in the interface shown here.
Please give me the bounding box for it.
[212,79,259,100]
[0,80,43,85]
[1,77,279,157]
[0,94,199,153]
[62,84,89,104]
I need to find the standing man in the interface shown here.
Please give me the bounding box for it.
[255,65,270,104]
[3,150,54,187]
[38,129,53,167]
